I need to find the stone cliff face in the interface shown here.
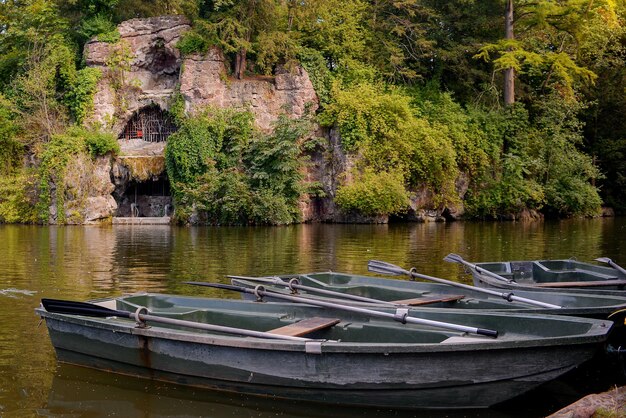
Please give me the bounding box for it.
[85,15,318,136]
[67,15,322,224]
[179,48,318,131]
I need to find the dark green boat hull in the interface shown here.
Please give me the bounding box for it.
[37,294,611,410]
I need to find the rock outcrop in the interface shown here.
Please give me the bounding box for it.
[179,48,318,131]
[77,15,320,223]
[547,386,626,418]
[86,15,190,135]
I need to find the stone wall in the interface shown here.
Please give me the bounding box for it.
[85,15,190,135]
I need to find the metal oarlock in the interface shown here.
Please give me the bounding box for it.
[134,306,149,328]
[254,285,266,301]
[288,278,301,294]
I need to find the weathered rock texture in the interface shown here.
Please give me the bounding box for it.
[179,48,318,131]
[85,15,318,135]
[547,386,626,418]
[49,155,117,224]
[86,15,190,135]
[77,15,321,223]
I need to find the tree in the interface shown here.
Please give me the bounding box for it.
[504,0,515,105]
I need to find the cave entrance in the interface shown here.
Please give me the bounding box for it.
[116,175,173,218]
[119,104,177,142]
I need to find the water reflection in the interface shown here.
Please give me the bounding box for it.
[42,364,567,418]
[0,219,624,416]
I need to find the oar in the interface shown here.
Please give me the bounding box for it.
[443,253,514,284]
[228,275,398,307]
[41,298,316,342]
[595,257,626,276]
[367,260,562,309]
[186,282,499,338]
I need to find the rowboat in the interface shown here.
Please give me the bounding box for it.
[450,255,626,296]
[228,270,626,319]
[37,293,611,409]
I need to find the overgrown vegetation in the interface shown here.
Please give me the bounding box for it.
[165,107,313,225]
[36,127,118,223]
[0,0,623,223]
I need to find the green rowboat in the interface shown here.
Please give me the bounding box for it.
[230,271,626,319]
[37,293,611,410]
[464,259,626,296]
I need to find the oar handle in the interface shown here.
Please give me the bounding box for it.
[477,328,498,338]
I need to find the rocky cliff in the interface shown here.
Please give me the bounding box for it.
[68,15,322,224]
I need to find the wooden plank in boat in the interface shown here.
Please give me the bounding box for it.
[391,295,465,306]
[268,317,341,337]
[534,279,626,288]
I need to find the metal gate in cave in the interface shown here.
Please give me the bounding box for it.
[118,104,177,142]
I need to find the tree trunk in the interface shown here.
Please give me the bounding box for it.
[504,0,515,106]
[235,48,247,80]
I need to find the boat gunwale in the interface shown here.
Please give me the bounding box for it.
[35,299,612,354]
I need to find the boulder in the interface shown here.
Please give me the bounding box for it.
[547,386,626,418]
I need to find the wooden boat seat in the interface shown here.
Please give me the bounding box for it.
[391,295,465,306]
[268,317,341,337]
[534,279,626,288]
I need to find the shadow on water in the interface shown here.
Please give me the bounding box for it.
[33,364,558,418]
[38,351,626,418]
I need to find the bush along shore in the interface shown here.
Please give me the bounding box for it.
[1,1,625,225]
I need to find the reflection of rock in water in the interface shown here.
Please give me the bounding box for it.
[0,288,36,298]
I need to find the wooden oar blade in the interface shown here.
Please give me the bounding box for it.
[594,257,612,264]
[367,260,405,276]
[41,298,129,318]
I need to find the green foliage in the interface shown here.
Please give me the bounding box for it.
[465,154,545,218]
[0,0,619,223]
[298,48,333,105]
[165,106,254,186]
[64,67,102,123]
[36,127,88,223]
[464,95,602,218]
[84,130,119,157]
[36,126,115,223]
[166,107,312,225]
[79,14,118,43]
[0,170,39,224]
[97,29,121,44]
[321,81,460,207]
[335,169,409,216]
[0,94,23,174]
[176,21,218,55]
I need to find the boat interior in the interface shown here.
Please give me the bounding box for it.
[110,294,599,344]
[476,260,623,285]
[267,273,626,309]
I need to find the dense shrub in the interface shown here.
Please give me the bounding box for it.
[335,169,409,216]
[166,107,312,225]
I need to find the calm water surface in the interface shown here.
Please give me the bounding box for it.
[1,219,625,417]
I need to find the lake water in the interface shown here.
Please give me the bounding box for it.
[1,219,625,417]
